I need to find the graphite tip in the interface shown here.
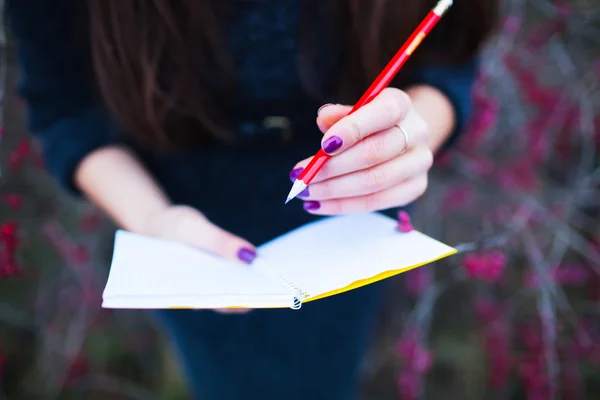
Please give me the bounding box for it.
[285,179,308,204]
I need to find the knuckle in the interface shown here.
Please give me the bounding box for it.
[415,176,429,198]
[319,181,333,200]
[389,89,411,120]
[380,93,404,123]
[366,167,387,192]
[422,149,434,169]
[363,137,385,167]
[349,119,362,141]
[315,162,331,181]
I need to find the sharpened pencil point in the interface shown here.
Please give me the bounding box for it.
[285,179,308,204]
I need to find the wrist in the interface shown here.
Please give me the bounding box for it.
[76,145,173,234]
[405,84,456,153]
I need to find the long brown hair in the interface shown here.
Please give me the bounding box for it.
[87,0,500,149]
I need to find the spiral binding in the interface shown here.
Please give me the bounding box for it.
[253,258,309,310]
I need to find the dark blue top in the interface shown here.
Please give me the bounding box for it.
[7,0,478,245]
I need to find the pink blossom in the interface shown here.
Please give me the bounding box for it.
[525,20,566,51]
[462,251,507,283]
[395,333,434,374]
[8,152,23,171]
[518,325,543,353]
[524,264,589,288]
[473,298,504,324]
[518,354,553,400]
[488,352,511,389]
[434,151,452,167]
[397,370,419,400]
[68,244,91,266]
[396,334,418,359]
[503,53,522,74]
[15,139,31,158]
[497,160,538,192]
[464,100,499,145]
[560,364,581,400]
[526,116,551,164]
[0,222,20,278]
[2,194,23,209]
[405,267,432,298]
[79,211,105,232]
[63,355,89,389]
[522,86,561,110]
[395,330,433,400]
[555,1,573,17]
[503,16,521,34]
[589,344,600,367]
[467,156,494,177]
[442,185,475,212]
[588,274,600,302]
[554,264,589,286]
[0,348,5,382]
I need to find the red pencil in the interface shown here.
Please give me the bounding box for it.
[286,0,454,203]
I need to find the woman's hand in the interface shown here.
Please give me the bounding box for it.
[291,88,433,215]
[143,205,256,314]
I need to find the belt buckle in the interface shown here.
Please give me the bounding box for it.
[263,116,293,144]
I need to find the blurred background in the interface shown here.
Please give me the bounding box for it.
[1,0,600,399]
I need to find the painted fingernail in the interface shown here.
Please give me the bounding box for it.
[289,167,304,182]
[303,201,321,211]
[322,135,343,154]
[397,210,414,233]
[237,247,257,264]
[318,103,334,115]
[298,187,310,198]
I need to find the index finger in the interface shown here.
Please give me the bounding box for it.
[320,88,411,155]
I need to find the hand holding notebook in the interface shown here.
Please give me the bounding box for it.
[102,212,455,310]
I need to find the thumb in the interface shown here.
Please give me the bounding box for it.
[166,208,258,264]
[316,103,353,134]
[194,220,257,264]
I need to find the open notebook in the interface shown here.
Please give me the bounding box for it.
[102,212,456,310]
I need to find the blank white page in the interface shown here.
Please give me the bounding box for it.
[103,231,288,304]
[257,213,455,298]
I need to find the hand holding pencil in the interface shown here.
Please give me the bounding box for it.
[286,0,453,213]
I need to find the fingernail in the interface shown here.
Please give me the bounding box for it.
[397,210,414,233]
[322,135,343,154]
[237,247,257,264]
[317,103,334,115]
[289,168,303,182]
[298,187,310,198]
[303,201,321,211]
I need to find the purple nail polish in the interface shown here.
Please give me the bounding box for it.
[289,168,304,182]
[318,103,334,114]
[303,201,321,211]
[298,187,310,198]
[237,247,257,264]
[322,136,343,154]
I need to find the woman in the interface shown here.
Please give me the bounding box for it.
[7,0,498,398]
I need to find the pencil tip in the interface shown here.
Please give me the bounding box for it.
[285,179,308,205]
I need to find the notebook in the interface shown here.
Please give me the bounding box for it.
[102,212,456,310]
